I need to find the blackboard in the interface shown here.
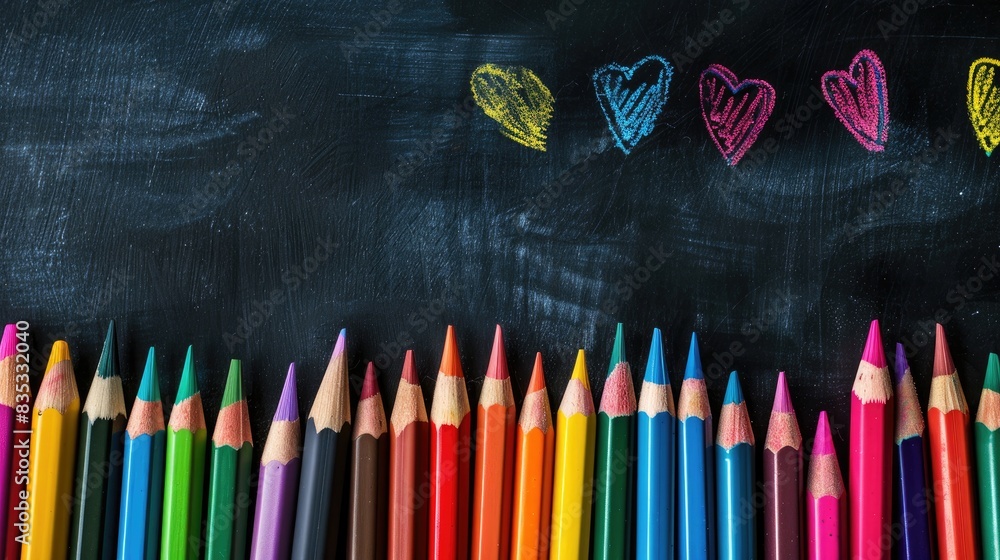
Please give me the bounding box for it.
[2,0,999,477]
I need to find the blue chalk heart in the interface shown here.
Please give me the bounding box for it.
[593,56,673,154]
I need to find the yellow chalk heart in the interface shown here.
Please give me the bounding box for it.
[968,57,1000,156]
[471,64,554,152]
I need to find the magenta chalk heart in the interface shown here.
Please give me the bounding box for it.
[699,64,776,166]
[821,49,890,152]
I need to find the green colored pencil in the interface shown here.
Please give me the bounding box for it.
[592,323,637,560]
[205,360,253,560]
[161,346,208,560]
[68,321,128,560]
[977,353,1000,560]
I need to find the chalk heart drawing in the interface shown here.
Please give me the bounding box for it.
[698,64,775,166]
[470,64,554,152]
[821,49,889,152]
[593,56,673,154]
[967,57,1000,156]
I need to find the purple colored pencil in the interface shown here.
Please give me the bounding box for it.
[893,344,934,560]
[0,325,18,544]
[250,365,302,560]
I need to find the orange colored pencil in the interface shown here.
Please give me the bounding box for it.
[388,351,429,560]
[928,324,978,559]
[471,326,517,560]
[428,326,471,560]
[510,353,555,560]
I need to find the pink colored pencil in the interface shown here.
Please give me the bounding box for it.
[808,411,846,560]
[849,320,893,560]
[0,325,17,548]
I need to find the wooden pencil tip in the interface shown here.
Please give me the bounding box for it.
[47,340,71,370]
[933,324,955,377]
[643,328,667,385]
[723,371,744,405]
[684,332,704,380]
[274,364,299,421]
[485,324,509,380]
[813,411,834,456]
[401,349,419,383]
[438,325,464,378]
[772,371,793,413]
[0,324,16,361]
[527,352,546,392]
[221,359,243,408]
[361,362,380,399]
[137,347,161,402]
[608,322,625,375]
[571,350,590,390]
[986,353,1000,393]
[862,319,886,368]
[332,328,347,359]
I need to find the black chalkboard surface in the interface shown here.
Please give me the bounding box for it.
[1,0,999,481]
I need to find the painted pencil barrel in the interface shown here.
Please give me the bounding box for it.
[928,408,978,559]
[763,446,802,560]
[592,413,634,560]
[250,459,301,560]
[678,416,711,560]
[291,422,349,559]
[118,431,166,560]
[894,436,933,560]
[807,493,846,560]
[977,423,1000,559]
[716,443,755,560]
[206,442,253,560]
[388,421,429,560]
[161,427,208,560]
[510,425,554,560]
[849,396,892,560]
[636,410,675,560]
[22,406,80,560]
[428,419,471,560]
[549,411,596,560]
[0,404,13,546]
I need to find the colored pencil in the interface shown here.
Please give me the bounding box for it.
[849,319,893,560]
[510,352,554,560]
[977,353,1000,560]
[5,324,30,560]
[291,329,351,560]
[428,325,471,560]
[161,346,208,560]
[763,372,802,560]
[549,350,596,560]
[893,344,933,560]
[807,411,846,560]
[928,324,977,558]
[636,328,675,560]
[206,360,253,560]
[69,321,127,560]
[678,333,714,560]
[117,348,165,560]
[592,323,637,560]
[250,365,301,560]
[346,363,389,560]
[716,371,755,560]
[388,350,429,560]
[21,340,80,560]
[0,325,19,557]
[471,325,516,560]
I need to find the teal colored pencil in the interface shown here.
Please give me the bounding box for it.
[677,333,713,560]
[118,348,166,560]
[716,371,755,560]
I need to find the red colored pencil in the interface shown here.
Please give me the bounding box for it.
[428,326,471,560]
[849,319,893,560]
[388,350,429,560]
[808,411,846,560]
[471,325,516,560]
[928,324,977,558]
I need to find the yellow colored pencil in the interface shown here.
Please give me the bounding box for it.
[549,350,596,560]
[21,341,80,560]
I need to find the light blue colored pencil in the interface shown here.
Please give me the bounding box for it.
[636,328,676,560]
[677,333,713,560]
[118,348,166,560]
[716,371,755,560]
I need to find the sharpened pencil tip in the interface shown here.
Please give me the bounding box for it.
[862,319,886,368]
[527,352,546,392]
[47,340,71,370]
[221,360,243,407]
[813,411,834,455]
[176,346,199,402]
[571,350,590,390]
[274,364,298,421]
[772,371,793,413]
[361,362,380,399]
[438,325,464,378]
[986,354,1000,393]
[894,343,909,383]
[723,371,744,405]
[332,328,347,358]
[485,325,509,380]
[933,324,955,378]
[609,323,625,375]
[138,347,160,402]
[644,328,667,385]
[0,324,16,361]
[684,332,703,380]
[96,320,120,379]
[401,350,419,384]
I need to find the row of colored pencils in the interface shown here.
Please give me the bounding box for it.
[4,318,1000,560]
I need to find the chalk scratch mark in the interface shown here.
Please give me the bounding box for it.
[967,57,1000,157]
[821,49,889,152]
[593,56,673,155]
[699,64,775,166]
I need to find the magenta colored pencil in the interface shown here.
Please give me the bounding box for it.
[250,365,301,560]
[807,411,847,560]
[0,325,17,544]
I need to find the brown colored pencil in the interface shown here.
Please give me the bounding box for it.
[763,372,803,560]
[388,351,429,560]
[347,363,389,560]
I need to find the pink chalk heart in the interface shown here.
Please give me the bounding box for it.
[821,49,889,152]
[699,64,776,166]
